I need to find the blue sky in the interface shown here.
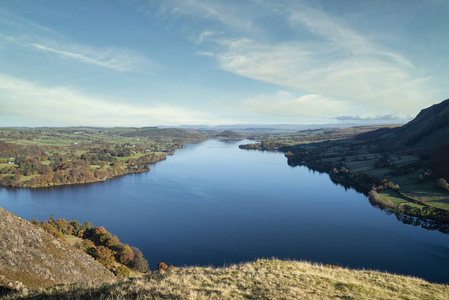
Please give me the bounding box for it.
[0,0,448,127]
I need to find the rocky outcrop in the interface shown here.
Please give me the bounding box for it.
[0,207,115,292]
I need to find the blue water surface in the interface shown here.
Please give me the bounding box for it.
[1,139,449,283]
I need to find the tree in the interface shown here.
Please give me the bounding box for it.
[69,219,81,235]
[92,227,112,246]
[436,178,449,192]
[129,247,149,273]
[118,245,134,265]
[56,218,69,233]
[30,218,40,226]
[95,246,116,270]
[14,173,22,183]
[81,239,95,252]
[42,222,57,235]
[81,221,93,231]
[107,236,120,249]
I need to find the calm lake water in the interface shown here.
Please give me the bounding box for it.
[1,139,449,283]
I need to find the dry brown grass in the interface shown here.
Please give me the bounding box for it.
[7,259,449,299]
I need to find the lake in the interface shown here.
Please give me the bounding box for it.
[1,139,449,283]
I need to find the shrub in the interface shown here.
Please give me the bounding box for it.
[157,262,168,271]
[30,218,40,226]
[115,265,130,277]
[130,247,149,273]
[368,190,380,202]
[436,178,449,192]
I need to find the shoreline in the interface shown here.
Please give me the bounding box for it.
[0,156,168,189]
[240,141,449,230]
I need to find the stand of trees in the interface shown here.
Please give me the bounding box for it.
[31,216,150,276]
[0,140,166,188]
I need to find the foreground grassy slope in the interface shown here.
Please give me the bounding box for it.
[8,259,449,299]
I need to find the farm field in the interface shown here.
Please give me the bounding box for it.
[0,127,205,188]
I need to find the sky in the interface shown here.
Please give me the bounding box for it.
[0,0,448,127]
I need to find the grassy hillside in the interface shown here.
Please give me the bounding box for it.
[247,125,400,146]
[6,259,449,299]
[0,207,115,295]
[380,99,449,179]
[213,130,245,140]
[389,98,449,148]
[121,128,206,141]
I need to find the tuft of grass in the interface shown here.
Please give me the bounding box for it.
[6,259,449,299]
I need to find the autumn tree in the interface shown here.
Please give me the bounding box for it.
[81,239,96,253]
[129,247,149,273]
[117,245,134,265]
[107,236,120,249]
[94,246,116,270]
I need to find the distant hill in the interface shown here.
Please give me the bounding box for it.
[214,130,245,140]
[121,128,205,141]
[0,208,114,294]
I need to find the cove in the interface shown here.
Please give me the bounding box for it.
[1,139,449,283]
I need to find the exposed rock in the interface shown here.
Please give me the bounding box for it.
[0,207,115,291]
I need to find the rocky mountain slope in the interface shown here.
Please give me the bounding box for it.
[392,99,449,148]
[353,99,449,179]
[388,99,449,179]
[0,207,115,295]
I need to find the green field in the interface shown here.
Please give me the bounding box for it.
[0,127,196,188]
[378,190,425,209]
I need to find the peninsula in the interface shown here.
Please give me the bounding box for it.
[0,127,205,188]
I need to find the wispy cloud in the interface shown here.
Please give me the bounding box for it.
[0,8,57,36]
[335,114,412,122]
[0,74,220,126]
[28,41,150,72]
[0,7,154,73]
[287,7,415,68]
[212,13,432,114]
[147,0,261,35]
[148,0,437,116]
